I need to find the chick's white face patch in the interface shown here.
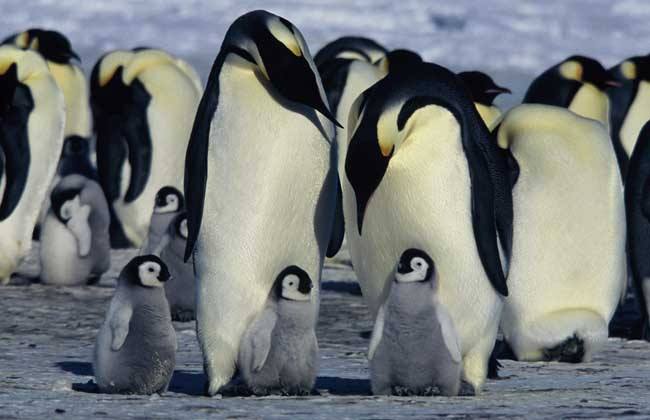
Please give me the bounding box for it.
[139,262,163,287]
[155,194,179,214]
[395,257,430,283]
[281,274,310,301]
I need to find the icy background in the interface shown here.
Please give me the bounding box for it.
[3,0,650,418]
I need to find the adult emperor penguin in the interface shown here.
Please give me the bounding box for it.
[40,175,110,285]
[458,71,511,130]
[342,61,512,393]
[140,186,184,255]
[607,55,650,176]
[313,36,387,68]
[238,265,318,395]
[160,212,196,322]
[94,255,175,394]
[183,10,343,395]
[624,120,650,340]
[497,104,626,362]
[0,45,64,284]
[369,249,461,396]
[523,55,618,130]
[90,48,202,248]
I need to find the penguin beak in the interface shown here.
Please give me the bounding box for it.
[604,80,622,88]
[485,86,511,95]
[68,49,81,63]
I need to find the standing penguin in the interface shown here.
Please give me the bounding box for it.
[238,265,318,395]
[369,249,461,396]
[140,186,184,255]
[607,55,650,176]
[497,104,626,362]
[184,10,342,395]
[342,61,511,393]
[624,120,650,340]
[0,45,64,284]
[160,212,195,322]
[40,175,110,285]
[458,71,511,130]
[90,48,201,248]
[314,36,387,68]
[523,55,618,130]
[93,255,176,395]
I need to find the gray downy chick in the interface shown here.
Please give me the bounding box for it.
[40,174,110,285]
[94,255,176,394]
[238,265,318,396]
[140,186,184,255]
[369,248,461,396]
[160,212,195,322]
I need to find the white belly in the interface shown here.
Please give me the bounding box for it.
[620,81,650,157]
[39,214,92,285]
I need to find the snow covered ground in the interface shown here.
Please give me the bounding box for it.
[3,0,650,418]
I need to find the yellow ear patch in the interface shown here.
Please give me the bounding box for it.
[559,60,583,81]
[336,51,368,61]
[14,32,29,48]
[376,102,402,157]
[620,61,637,80]
[28,37,39,52]
[121,49,175,85]
[376,56,390,76]
[267,18,302,57]
[0,46,50,82]
[98,50,134,87]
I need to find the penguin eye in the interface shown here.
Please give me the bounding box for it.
[148,267,154,273]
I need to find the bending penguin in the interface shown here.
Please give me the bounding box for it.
[523,55,618,130]
[624,120,650,340]
[140,185,184,255]
[40,175,110,286]
[458,70,511,130]
[238,265,318,395]
[496,104,626,362]
[369,249,461,396]
[160,212,196,322]
[342,61,512,393]
[0,45,65,284]
[313,36,387,68]
[607,55,650,176]
[94,255,176,394]
[90,48,201,248]
[184,10,343,396]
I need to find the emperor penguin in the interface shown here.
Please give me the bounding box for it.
[342,61,512,393]
[238,265,318,395]
[90,48,202,248]
[369,249,461,396]
[0,45,64,285]
[140,186,185,255]
[94,255,176,394]
[40,175,110,286]
[624,120,650,340]
[183,10,343,395]
[607,55,650,176]
[160,212,196,322]
[523,55,618,130]
[457,71,511,130]
[313,36,387,68]
[496,104,626,363]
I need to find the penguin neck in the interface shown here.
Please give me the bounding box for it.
[388,281,435,316]
[276,299,314,328]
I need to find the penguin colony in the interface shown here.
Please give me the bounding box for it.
[0,8,646,399]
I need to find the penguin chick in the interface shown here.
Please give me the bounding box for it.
[369,249,461,396]
[160,212,195,322]
[94,255,176,394]
[238,266,318,396]
[140,186,184,255]
[40,175,110,285]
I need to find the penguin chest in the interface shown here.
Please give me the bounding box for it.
[620,81,650,157]
[569,83,609,130]
[40,215,93,285]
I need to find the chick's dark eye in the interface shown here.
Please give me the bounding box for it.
[148,267,154,273]
[289,282,294,286]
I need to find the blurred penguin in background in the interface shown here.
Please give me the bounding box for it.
[140,185,184,255]
[90,48,201,248]
[314,36,387,68]
[160,212,195,322]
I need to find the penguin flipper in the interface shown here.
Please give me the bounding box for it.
[109,305,133,351]
[367,304,386,361]
[122,80,152,203]
[247,308,278,372]
[435,305,461,363]
[326,179,345,258]
[95,114,128,203]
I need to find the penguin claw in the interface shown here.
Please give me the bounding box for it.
[543,334,585,363]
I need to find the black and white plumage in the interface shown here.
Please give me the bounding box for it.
[93,255,176,395]
[140,186,184,255]
[238,265,318,396]
[40,175,110,285]
[160,212,195,322]
[369,249,461,396]
[313,36,387,68]
[457,70,511,130]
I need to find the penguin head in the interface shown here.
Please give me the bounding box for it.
[62,136,89,159]
[222,10,340,126]
[154,186,184,214]
[457,71,511,105]
[375,49,423,75]
[51,187,84,224]
[173,212,189,240]
[123,255,171,288]
[395,248,434,284]
[274,265,313,302]
[3,29,80,64]
[556,55,619,90]
[608,56,650,83]
[313,36,387,67]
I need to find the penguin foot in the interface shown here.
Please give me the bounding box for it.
[171,309,196,322]
[458,381,476,396]
[543,334,585,363]
[487,352,501,379]
[359,330,372,339]
[86,275,101,286]
[391,386,413,397]
[281,387,311,396]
